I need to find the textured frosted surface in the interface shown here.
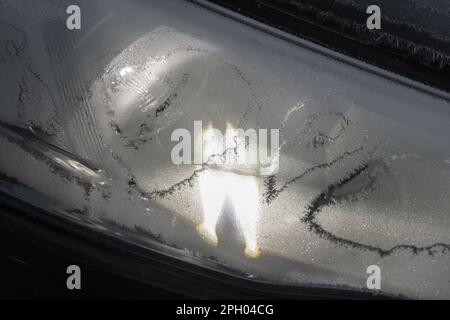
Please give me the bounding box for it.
[0,0,449,298]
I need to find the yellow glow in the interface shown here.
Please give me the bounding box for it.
[226,121,234,129]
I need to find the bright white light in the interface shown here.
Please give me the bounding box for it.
[119,66,134,77]
[197,123,260,258]
[225,172,260,258]
[197,170,225,246]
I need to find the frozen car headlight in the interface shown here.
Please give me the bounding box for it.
[0,0,449,299]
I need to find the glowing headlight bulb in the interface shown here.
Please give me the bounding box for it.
[197,122,261,258]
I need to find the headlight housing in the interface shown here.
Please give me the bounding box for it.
[1,0,449,299]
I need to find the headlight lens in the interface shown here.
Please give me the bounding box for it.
[1,0,449,299]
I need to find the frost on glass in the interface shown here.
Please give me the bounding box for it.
[0,0,449,298]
